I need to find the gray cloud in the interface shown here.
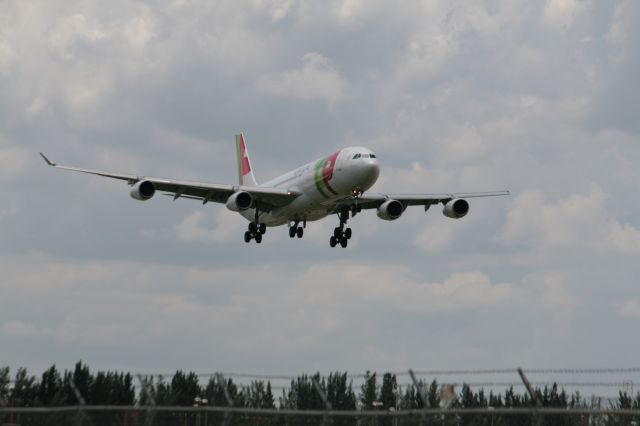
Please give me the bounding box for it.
[1,0,639,390]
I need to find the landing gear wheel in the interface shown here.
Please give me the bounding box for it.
[340,238,348,248]
[296,227,304,238]
[330,236,337,247]
[334,227,342,238]
[244,231,252,243]
[255,233,262,243]
[259,223,266,234]
[289,227,296,238]
[344,228,352,239]
[249,222,257,234]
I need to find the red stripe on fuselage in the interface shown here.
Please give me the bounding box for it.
[322,150,340,195]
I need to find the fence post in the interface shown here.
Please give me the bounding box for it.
[311,375,332,425]
[68,376,86,426]
[215,373,234,426]
[409,369,428,426]
[517,368,542,426]
[136,374,156,426]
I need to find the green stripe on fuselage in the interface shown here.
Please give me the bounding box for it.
[314,158,330,198]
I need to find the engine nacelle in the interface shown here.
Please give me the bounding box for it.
[377,199,404,221]
[443,198,469,219]
[130,180,156,201]
[226,191,254,212]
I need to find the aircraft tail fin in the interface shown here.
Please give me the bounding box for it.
[236,133,258,187]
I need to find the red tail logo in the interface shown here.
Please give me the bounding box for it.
[238,134,251,176]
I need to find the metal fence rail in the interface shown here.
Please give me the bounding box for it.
[2,406,640,426]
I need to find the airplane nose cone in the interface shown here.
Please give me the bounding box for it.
[368,160,380,181]
[360,159,379,189]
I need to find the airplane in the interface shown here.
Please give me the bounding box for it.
[40,133,508,248]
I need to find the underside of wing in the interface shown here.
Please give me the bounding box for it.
[40,153,300,210]
[351,190,510,208]
[153,179,300,209]
[330,190,509,221]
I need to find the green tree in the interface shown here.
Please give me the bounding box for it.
[203,376,240,408]
[427,380,439,408]
[37,365,64,406]
[63,361,93,405]
[11,368,38,406]
[280,373,326,410]
[170,370,201,406]
[0,367,9,405]
[359,371,378,410]
[246,380,275,408]
[379,373,397,410]
[326,372,356,410]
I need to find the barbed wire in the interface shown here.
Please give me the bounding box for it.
[5,367,639,386]
[130,367,640,380]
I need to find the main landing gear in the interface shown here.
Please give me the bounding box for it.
[330,211,352,248]
[244,210,266,244]
[244,221,266,243]
[288,219,305,239]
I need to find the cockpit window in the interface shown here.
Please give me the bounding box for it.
[353,152,376,159]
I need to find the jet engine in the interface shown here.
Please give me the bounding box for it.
[130,180,156,201]
[226,191,254,212]
[443,198,469,219]
[377,199,404,221]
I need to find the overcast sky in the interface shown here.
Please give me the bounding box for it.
[1,0,639,392]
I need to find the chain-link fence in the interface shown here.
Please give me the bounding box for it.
[2,406,640,426]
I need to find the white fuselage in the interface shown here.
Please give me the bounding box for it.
[240,147,380,226]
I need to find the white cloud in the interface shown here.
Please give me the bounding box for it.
[413,221,456,252]
[124,17,156,48]
[253,0,297,22]
[303,266,515,313]
[257,53,348,104]
[618,300,640,318]
[174,210,244,244]
[0,37,13,75]
[395,28,459,85]
[543,0,584,28]
[526,271,578,314]
[331,0,365,26]
[0,146,28,180]
[502,185,640,255]
[47,13,107,61]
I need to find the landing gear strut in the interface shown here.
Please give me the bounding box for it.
[330,210,352,248]
[288,219,305,239]
[244,210,266,244]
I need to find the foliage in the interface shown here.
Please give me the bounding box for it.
[1,362,640,426]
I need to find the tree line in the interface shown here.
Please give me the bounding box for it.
[1,363,639,425]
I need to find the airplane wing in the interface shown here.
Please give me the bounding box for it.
[330,190,509,218]
[350,191,510,209]
[39,153,300,208]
